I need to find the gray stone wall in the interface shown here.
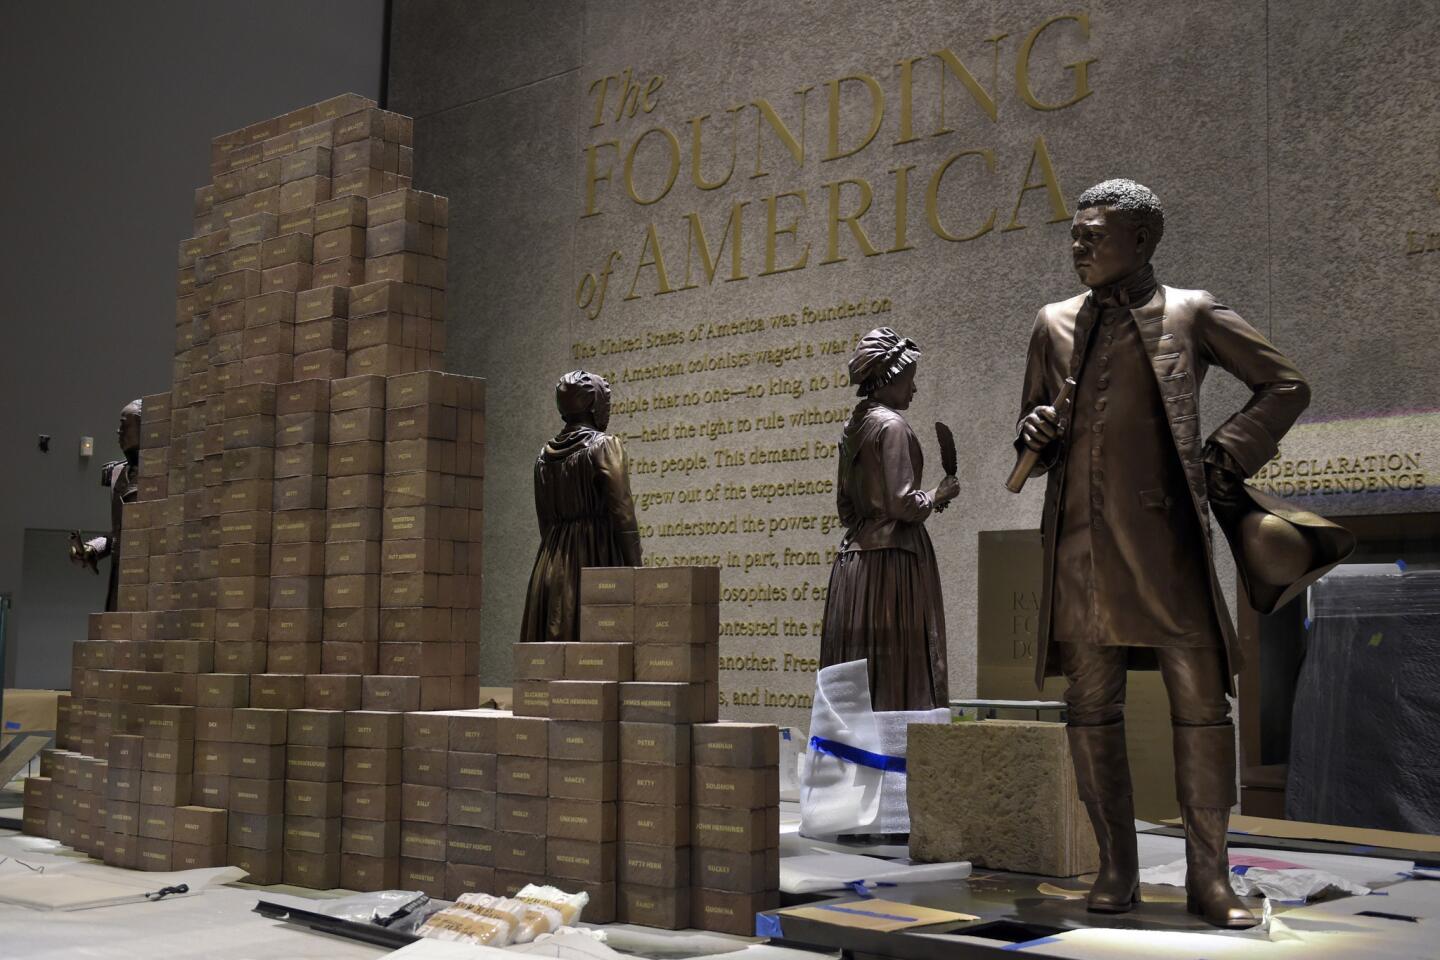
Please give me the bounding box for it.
[389,0,1440,726]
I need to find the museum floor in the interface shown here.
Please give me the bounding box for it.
[2,799,1435,959]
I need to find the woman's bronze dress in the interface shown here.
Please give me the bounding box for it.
[820,401,948,710]
[520,424,641,643]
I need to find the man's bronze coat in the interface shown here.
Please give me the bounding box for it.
[1017,285,1310,692]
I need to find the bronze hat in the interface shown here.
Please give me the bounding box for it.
[849,327,920,396]
[555,370,610,418]
[1218,484,1356,615]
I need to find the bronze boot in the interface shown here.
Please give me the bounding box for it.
[1174,723,1258,928]
[1068,722,1139,912]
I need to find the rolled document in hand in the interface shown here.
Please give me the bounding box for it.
[1005,377,1076,493]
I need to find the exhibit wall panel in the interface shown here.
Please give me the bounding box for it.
[0,0,388,686]
[390,0,1440,727]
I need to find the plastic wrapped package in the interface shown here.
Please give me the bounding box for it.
[1286,567,1440,834]
[416,893,529,946]
[512,884,589,942]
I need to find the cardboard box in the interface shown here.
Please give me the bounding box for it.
[634,643,719,682]
[400,711,447,750]
[144,704,196,741]
[691,766,779,810]
[548,759,617,802]
[402,783,447,824]
[495,793,544,835]
[284,815,342,854]
[107,734,142,769]
[330,374,386,411]
[214,641,267,674]
[578,604,634,643]
[691,889,779,936]
[142,740,194,774]
[619,801,690,848]
[620,683,714,724]
[444,825,495,866]
[547,720,618,762]
[619,883,689,929]
[342,782,401,821]
[337,714,400,753]
[635,605,719,646]
[547,798,616,843]
[325,539,380,574]
[547,838,615,884]
[692,723,779,768]
[446,751,495,792]
[342,818,400,858]
[636,567,719,606]
[447,789,496,828]
[285,779,343,818]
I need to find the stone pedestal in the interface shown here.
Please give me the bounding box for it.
[907,720,1098,877]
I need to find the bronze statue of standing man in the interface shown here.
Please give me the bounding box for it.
[820,328,959,711]
[520,371,642,643]
[69,398,141,611]
[1015,180,1310,928]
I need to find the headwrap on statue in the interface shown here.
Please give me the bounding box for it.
[556,370,612,430]
[849,327,921,397]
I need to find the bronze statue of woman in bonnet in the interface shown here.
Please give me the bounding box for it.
[520,370,642,643]
[819,328,958,711]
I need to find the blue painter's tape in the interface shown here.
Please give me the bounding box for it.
[846,881,874,898]
[1003,935,1063,950]
[781,728,791,740]
[755,913,783,938]
[1397,559,1409,572]
[1303,617,1312,630]
[809,736,906,773]
[3,721,19,730]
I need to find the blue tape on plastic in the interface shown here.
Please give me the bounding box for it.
[3,721,19,730]
[1303,617,1312,630]
[781,728,791,740]
[809,736,906,773]
[1232,865,1250,875]
[1003,936,1063,950]
[754,912,783,938]
[1397,558,1409,572]
[846,880,874,898]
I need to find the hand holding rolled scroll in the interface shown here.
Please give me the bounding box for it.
[1006,377,1076,493]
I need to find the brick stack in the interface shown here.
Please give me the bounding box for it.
[340,710,404,891]
[22,94,474,890]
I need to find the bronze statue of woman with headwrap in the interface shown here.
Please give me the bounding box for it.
[520,370,642,643]
[819,329,959,710]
